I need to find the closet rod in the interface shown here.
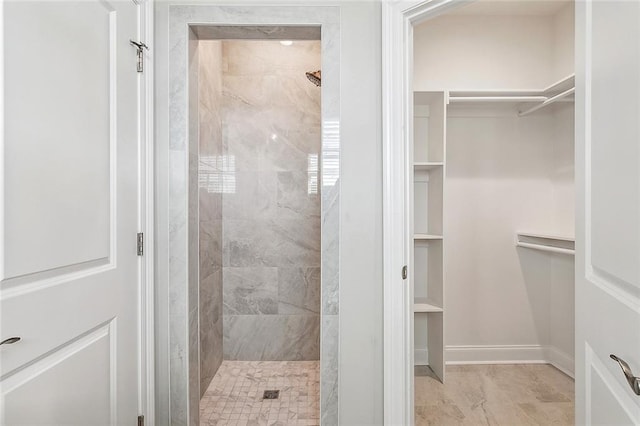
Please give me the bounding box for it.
[518,87,575,117]
[516,242,575,256]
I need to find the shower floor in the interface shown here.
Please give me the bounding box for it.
[199,360,320,426]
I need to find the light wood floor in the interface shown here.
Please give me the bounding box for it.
[415,364,574,426]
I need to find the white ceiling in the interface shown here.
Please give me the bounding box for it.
[448,0,572,16]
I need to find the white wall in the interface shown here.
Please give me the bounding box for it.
[445,109,557,348]
[549,102,575,369]
[337,3,383,425]
[553,3,575,82]
[414,14,555,91]
[154,2,383,425]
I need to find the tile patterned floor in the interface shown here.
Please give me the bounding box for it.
[200,361,320,426]
[415,364,575,425]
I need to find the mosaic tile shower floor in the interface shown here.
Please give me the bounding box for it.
[199,361,320,426]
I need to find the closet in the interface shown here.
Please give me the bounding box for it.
[411,1,576,384]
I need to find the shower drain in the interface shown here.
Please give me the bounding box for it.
[262,390,280,400]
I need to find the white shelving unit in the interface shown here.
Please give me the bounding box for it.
[411,91,446,383]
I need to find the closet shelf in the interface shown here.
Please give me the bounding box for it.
[413,298,444,313]
[449,95,547,103]
[414,162,444,171]
[516,232,575,255]
[446,73,575,115]
[518,87,575,117]
[414,234,443,241]
[543,73,575,95]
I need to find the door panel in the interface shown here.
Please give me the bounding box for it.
[4,1,113,279]
[2,323,113,424]
[576,0,640,423]
[590,0,640,288]
[587,346,638,425]
[0,1,140,424]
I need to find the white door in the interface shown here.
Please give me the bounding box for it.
[0,1,141,424]
[576,0,640,424]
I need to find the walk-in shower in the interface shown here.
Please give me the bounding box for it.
[194,29,321,424]
[167,10,340,423]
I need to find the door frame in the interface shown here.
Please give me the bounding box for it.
[137,0,155,423]
[381,1,473,424]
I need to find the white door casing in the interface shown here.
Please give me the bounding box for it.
[382,1,474,424]
[0,1,143,424]
[575,0,640,424]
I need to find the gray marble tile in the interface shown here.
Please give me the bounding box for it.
[222,171,276,220]
[170,355,188,426]
[169,313,187,361]
[195,25,321,41]
[270,218,321,267]
[197,38,224,407]
[223,314,319,361]
[278,267,320,315]
[223,75,321,126]
[199,267,223,397]
[199,188,221,222]
[198,41,223,158]
[221,119,321,173]
[321,314,339,426]
[277,171,321,221]
[223,267,278,315]
[262,129,321,172]
[199,220,222,279]
[188,306,200,426]
[322,182,340,315]
[188,156,200,312]
[221,114,262,172]
[223,40,321,76]
[223,218,320,268]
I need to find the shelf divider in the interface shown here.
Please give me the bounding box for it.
[413,298,444,313]
[414,162,444,171]
[414,234,443,241]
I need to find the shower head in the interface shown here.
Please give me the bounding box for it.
[306,70,321,87]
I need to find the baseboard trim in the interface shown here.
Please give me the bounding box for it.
[546,346,575,378]
[446,344,547,364]
[443,344,575,377]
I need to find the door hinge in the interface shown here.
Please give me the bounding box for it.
[137,233,144,256]
[402,265,408,280]
[138,415,144,426]
[130,40,148,73]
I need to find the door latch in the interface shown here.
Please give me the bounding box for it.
[130,40,149,73]
[402,265,408,280]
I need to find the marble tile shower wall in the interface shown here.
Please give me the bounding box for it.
[198,40,224,397]
[219,40,322,361]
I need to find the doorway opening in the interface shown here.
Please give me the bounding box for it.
[384,0,578,424]
[410,1,576,423]
[190,27,322,424]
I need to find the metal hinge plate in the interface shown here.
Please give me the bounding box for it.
[137,233,144,256]
[138,415,144,426]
